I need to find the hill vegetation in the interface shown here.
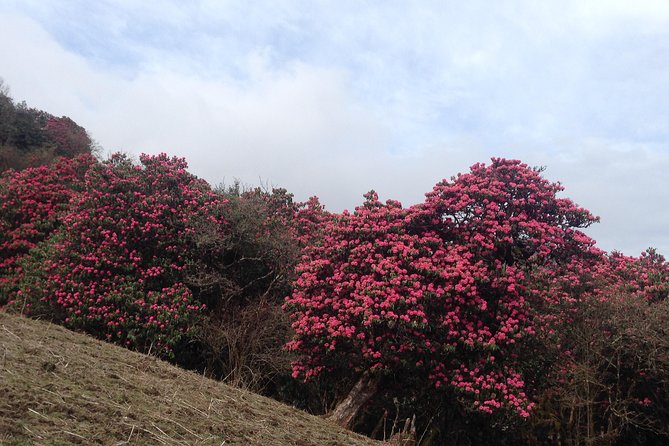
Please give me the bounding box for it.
[0,79,94,172]
[1,79,668,445]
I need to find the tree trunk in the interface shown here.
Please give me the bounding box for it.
[327,370,380,429]
[389,415,417,446]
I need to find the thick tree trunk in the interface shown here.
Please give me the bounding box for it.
[327,370,380,429]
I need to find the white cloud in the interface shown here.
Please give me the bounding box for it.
[0,1,668,256]
[572,0,669,31]
[0,11,389,205]
[534,140,669,255]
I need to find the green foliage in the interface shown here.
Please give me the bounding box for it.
[185,184,306,390]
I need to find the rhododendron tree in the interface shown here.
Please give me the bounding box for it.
[525,249,669,445]
[10,153,224,355]
[294,195,331,247]
[285,159,600,432]
[0,154,94,304]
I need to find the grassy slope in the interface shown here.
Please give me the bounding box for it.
[0,312,379,446]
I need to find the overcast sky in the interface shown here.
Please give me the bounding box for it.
[1,0,668,256]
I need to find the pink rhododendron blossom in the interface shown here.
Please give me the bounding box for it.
[285,159,600,418]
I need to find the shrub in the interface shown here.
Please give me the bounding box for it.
[10,153,222,356]
[186,185,327,391]
[0,154,94,304]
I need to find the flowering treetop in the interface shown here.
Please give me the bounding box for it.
[285,158,600,418]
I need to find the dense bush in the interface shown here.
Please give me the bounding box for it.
[0,154,94,304]
[9,153,221,355]
[523,250,669,446]
[185,185,307,387]
[188,187,331,394]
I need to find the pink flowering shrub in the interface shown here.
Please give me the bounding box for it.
[595,249,669,302]
[294,195,331,247]
[525,248,669,444]
[0,154,94,304]
[10,153,224,355]
[285,159,599,421]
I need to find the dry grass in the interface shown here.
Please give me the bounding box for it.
[0,312,379,446]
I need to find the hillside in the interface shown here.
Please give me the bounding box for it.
[0,312,379,446]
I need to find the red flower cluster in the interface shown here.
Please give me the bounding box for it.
[285,159,600,417]
[10,153,226,355]
[0,154,94,302]
[596,249,669,302]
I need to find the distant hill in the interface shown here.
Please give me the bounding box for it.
[0,79,95,172]
[0,312,380,446]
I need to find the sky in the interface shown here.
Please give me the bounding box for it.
[0,0,668,256]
